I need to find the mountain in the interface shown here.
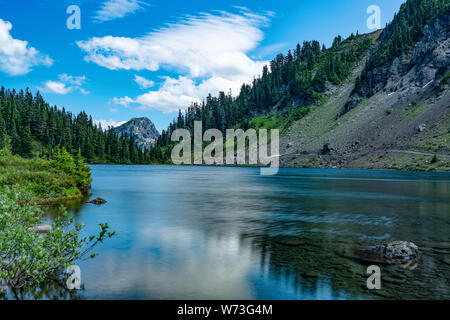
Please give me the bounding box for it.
[114,117,160,151]
[149,0,449,171]
[279,1,449,171]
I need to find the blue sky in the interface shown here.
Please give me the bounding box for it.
[0,0,405,132]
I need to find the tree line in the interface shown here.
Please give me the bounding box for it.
[0,87,151,163]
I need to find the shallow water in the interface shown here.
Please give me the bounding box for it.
[8,165,450,299]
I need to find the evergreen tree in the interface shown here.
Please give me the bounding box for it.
[0,87,150,163]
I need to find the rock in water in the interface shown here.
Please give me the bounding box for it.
[29,225,52,234]
[366,241,421,264]
[89,197,107,205]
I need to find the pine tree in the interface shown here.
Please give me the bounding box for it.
[0,87,151,163]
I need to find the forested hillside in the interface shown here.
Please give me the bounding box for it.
[150,0,449,168]
[1,0,447,168]
[150,31,377,162]
[0,88,151,163]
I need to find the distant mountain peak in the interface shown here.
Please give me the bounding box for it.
[114,117,160,150]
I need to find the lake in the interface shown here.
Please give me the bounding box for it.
[11,165,450,299]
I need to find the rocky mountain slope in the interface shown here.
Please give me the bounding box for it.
[279,13,449,171]
[114,117,160,151]
[148,0,448,171]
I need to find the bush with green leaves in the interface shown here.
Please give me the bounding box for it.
[0,147,84,202]
[0,185,115,289]
[50,146,92,193]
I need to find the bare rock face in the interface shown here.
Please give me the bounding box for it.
[114,117,160,151]
[346,14,450,111]
[321,143,332,155]
[366,241,421,265]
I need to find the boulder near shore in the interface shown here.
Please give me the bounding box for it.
[28,225,52,234]
[364,241,421,264]
[88,197,107,205]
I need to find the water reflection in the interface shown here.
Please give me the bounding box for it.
[7,166,450,299]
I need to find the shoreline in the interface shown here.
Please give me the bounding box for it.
[34,194,86,206]
[87,162,450,173]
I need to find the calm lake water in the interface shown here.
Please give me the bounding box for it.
[10,165,450,299]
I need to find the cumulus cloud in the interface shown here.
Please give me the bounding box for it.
[134,76,200,113]
[59,73,86,86]
[39,81,73,95]
[0,19,52,76]
[93,119,126,129]
[112,96,134,106]
[93,0,147,22]
[132,75,246,113]
[78,10,270,112]
[134,74,154,89]
[38,73,88,95]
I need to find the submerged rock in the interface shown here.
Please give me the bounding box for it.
[88,197,107,205]
[363,241,421,265]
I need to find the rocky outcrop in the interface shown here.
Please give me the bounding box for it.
[114,117,160,150]
[278,13,449,171]
[346,14,450,112]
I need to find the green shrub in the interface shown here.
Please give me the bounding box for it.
[0,185,115,289]
[0,146,91,202]
[50,146,92,193]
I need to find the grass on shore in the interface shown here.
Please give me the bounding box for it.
[0,147,89,204]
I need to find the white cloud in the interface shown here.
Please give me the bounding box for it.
[134,74,154,89]
[112,96,134,106]
[59,73,86,86]
[0,19,52,76]
[93,119,126,129]
[39,73,88,95]
[133,75,245,113]
[135,76,200,113]
[39,80,73,95]
[93,0,147,23]
[79,88,90,95]
[78,10,271,112]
